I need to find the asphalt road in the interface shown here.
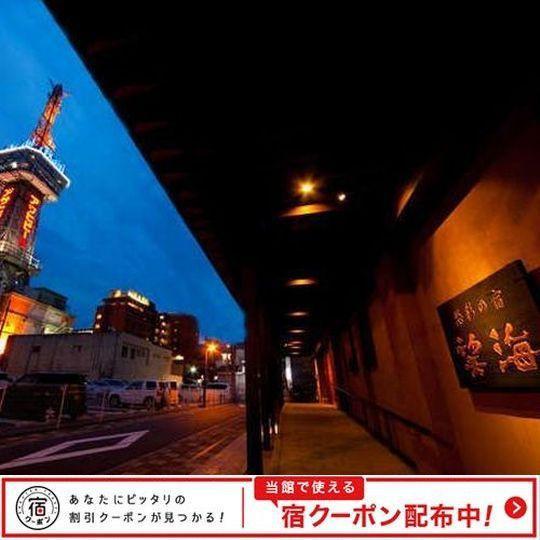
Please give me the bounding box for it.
[0,404,245,475]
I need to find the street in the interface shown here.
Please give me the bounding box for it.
[0,404,245,475]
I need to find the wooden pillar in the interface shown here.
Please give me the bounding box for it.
[243,267,284,470]
[243,266,265,473]
[245,306,264,473]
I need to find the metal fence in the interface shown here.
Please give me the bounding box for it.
[86,387,233,410]
[0,384,234,431]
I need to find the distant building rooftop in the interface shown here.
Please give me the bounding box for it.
[106,289,154,308]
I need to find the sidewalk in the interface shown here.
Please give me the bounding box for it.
[190,432,246,474]
[266,403,413,474]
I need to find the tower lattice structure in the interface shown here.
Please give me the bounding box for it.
[0,84,70,293]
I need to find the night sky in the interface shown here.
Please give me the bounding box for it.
[0,1,245,342]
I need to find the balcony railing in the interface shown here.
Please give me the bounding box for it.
[0,237,41,272]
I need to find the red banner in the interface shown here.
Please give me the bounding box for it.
[18,189,42,249]
[0,185,16,226]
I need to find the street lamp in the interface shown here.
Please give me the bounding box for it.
[203,342,218,408]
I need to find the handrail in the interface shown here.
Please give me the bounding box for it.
[334,385,453,449]
[0,237,40,270]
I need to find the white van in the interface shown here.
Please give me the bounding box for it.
[162,380,179,406]
[118,380,165,409]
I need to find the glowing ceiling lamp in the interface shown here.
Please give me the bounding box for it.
[298,180,316,197]
[286,278,317,287]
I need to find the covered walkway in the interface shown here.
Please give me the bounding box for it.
[45,3,540,474]
[266,403,413,474]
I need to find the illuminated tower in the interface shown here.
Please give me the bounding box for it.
[0,84,70,293]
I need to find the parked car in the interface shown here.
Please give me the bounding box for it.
[181,382,200,390]
[179,382,201,404]
[86,378,128,407]
[118,380,165,410]
[206,381,230,392]
[0,372,12,391]
[2,372,86,421]
[205,381,231,404]
[162,380,179,406]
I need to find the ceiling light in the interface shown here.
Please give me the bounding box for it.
[281,203,332,218]
[287,278,317,287]
[337,192,347,202]
[298,180,316,197]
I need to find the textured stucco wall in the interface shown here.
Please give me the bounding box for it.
[411,122,540,472]
[339,121,540,473]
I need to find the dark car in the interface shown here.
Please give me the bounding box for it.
[2,372,86,421]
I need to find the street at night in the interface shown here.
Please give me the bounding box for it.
[0,405,245,475]
[0,1,540,481]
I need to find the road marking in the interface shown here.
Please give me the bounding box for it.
[0,430,148,470]
[190,433,235,461]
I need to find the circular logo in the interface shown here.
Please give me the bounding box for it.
[16,486,60,530]
[504,496,527,519]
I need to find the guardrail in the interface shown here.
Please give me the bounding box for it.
[86,387,233,411]
[0,386,234,431]
[0,232,41,271]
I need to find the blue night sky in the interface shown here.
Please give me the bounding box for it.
[0,1,245,342]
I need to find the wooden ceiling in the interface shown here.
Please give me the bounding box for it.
[45,2,532,354]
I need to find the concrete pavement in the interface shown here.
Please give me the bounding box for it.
[266,403,414,474]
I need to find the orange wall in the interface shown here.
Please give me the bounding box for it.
[337,120,540,473]
[413,122,540,473]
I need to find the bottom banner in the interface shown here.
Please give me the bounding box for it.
[1,476,536,538]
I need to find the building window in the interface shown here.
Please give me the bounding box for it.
[130,348,135,359]
[121,345,128,358]
[31,345,41,353]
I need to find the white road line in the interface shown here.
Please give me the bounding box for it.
[0,430,148,470]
